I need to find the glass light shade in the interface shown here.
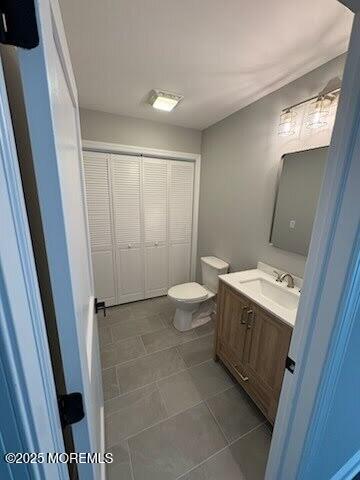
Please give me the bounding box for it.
[152,96,179,112]
[306,97,330,129]
[278,109,296,136]
[148,90,183,112]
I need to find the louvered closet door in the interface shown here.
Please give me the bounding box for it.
[169,161,194,286]
[111,154,144,304]
[143,158,168,298]
[83,152,117,306]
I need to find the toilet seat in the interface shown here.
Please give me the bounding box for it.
[168,282,209,303]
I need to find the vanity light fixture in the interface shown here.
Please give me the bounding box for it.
[278,108,297,136]
[278,87,341,136]
[305,95,331,130]
[148,89,183,112]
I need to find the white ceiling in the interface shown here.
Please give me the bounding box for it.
[59,0,353,130]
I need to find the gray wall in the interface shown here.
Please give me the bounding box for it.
[198,54,346,279]
[80,108,202,153]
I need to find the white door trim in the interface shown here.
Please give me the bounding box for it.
[266,12,360,479]
[82,139,201,282]
[0,57,67,480]
[18,0,104,477]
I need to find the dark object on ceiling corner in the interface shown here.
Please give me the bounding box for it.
[0,0,39,49]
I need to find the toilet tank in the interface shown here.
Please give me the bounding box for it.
[201,256,229,293]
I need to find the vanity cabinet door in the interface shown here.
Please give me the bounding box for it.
[243,305,292,422]
[217,282,250,373]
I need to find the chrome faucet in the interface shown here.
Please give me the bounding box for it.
[280,273,295,288]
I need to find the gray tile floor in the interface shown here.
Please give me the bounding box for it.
[100,296,271,480]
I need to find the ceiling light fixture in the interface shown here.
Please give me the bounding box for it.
[148,90,183,112]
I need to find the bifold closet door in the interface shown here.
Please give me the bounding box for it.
[83,152,117,306]
[169,161,194,286]
[111,154,145,304]
[143,158,168,298]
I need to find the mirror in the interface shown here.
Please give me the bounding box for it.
[270,146,328,256]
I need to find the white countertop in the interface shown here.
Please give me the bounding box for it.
[219,268,300,327]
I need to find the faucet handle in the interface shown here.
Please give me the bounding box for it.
[273,270,282,282]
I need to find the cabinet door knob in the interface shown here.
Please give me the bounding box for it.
[128,244,132,248]
[155,241,159,246]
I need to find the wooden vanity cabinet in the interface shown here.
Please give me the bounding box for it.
[216,282,250,375]
[215,280,292,424]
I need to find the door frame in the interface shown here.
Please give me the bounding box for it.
[82,139,201,282]
[0,56,67,479]
[17,0,104,478]
[266,7,360,479]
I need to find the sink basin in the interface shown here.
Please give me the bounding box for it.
[238,278,299,310]
[219,267,301,326]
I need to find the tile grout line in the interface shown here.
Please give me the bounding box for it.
[127,440,136,480]
[114,363,121,400]
[175,445,229,480]
[204,400,231,445]
[111,323,166,346]
[174,421,268,480]
[102,339,178,372]
[228,421,268,447]
[126,420,268,480]
[125,400,206,443]
[101,330,214,372]
[107,384,237,446]
[206,395,267,446]
[155,380,169,418]
[103,299,270,480]
[137,334,147,355]
[103,306,211,333]
[105,357,225,406]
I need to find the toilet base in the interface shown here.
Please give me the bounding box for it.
[173,300,215,332]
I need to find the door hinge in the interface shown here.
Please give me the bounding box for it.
[58,392,85,427]
[286,356,296,374]
[94,297,106,317]
[0,0,39,49]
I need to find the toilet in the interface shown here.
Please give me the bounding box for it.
[168,256,229,332]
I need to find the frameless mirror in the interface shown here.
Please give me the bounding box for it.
[270,146,328,256]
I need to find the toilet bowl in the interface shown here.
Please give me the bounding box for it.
[168,256,229,331]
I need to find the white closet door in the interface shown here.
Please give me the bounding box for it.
[83,152,117,306]
[111,154,144,303]
[169,161,194,286]
[143,158,168,298]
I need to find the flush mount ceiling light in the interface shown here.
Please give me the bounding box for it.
[148,90,183,112]
[278,108,297,136]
